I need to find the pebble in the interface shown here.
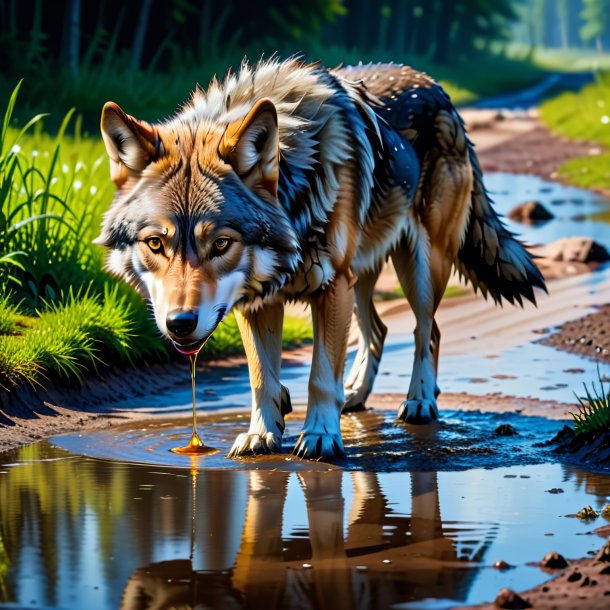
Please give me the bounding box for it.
[541,551,568,569]
[494,587,532,609]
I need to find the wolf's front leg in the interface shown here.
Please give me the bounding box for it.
[293,272,354,460]
[228,302,287,457]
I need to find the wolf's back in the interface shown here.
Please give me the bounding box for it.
[337,63,546,305]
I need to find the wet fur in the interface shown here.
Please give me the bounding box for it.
[97,58,545,460]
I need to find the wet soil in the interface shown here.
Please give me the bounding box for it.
[540,304,610,363]
[547,424,610,469]
[454,543,610,610]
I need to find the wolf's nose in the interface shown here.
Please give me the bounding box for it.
[166,310,199,338]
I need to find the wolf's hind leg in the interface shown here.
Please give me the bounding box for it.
[392,229,439,424]
[228,302,286,457]
[344,270,386,412]
[293,272,354,460]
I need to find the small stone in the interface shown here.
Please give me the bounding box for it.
[493,560,512,570]
[302,563,312,569]
[541,552,568,569]
[508,200,554,223]
[382,559,391,564]
[494,588,532,609]
[546,488,564,494]
[577,505,598,520]
[494,424,518,437]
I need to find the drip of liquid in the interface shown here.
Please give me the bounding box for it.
[171,352,218,456]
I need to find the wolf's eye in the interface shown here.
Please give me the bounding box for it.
[212,237,231,255]
[146,237,164,253]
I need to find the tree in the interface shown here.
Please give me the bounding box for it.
[557,0,569,48]
[130,0,154,72]
[67,0,81,79]
[580,0,610,53]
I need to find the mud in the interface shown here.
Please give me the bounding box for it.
[540,304,610,363]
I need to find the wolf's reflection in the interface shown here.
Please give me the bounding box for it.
[121,468,483,610]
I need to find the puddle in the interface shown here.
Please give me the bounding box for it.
[1,441,609,610]
[485,172,610,249]
[51,410,567,472]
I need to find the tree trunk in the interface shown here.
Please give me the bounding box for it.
[68,0,81,79]
[378,7,390,51]
[558,0,569,48]
[392,0,409,55]
[199,0,212,57]
[8,0,16,36]
[432,0,455,64]
[131,0,154,72]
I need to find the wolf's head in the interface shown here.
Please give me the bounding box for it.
[96,98,299,354]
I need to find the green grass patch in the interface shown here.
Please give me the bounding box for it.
[540,73,610,148]
[0,286,165,390]
[553,152,610,191]
[202,314,313,361]
[375,283,468,302]
[572,373,610,437]
[540,72,610,192]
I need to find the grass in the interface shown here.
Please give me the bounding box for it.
[572,372,610,437]
[0,286,164,390]
[540,72,610,191]
[375,283,468,302]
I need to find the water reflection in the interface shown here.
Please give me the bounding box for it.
[119,469,470,610]
[1,443,609,609]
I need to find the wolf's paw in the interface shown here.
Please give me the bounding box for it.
[397,398,439,424]
[292,432,345,460]
[342,389,367,413]
[227,432,282,458]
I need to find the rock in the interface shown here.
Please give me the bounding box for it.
[494,560,512,570]
[577,505,599,520]
[508,200,554,223]
[494,424,518,436]
[534,237,610,264]
[494,588,532,609]
[541,551,569,569]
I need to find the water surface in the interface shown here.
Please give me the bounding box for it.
[0,440,609,610]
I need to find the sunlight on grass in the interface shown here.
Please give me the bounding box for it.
[540,73,610,192]
[555,153,610,191]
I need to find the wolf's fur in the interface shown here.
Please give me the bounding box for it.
[97,58,545,459]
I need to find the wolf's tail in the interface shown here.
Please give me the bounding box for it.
[454,143,547,306]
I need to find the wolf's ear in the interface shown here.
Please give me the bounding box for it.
[101,102,163,188]
[219,98,279,203]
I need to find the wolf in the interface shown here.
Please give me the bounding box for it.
[96,58,545,460]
